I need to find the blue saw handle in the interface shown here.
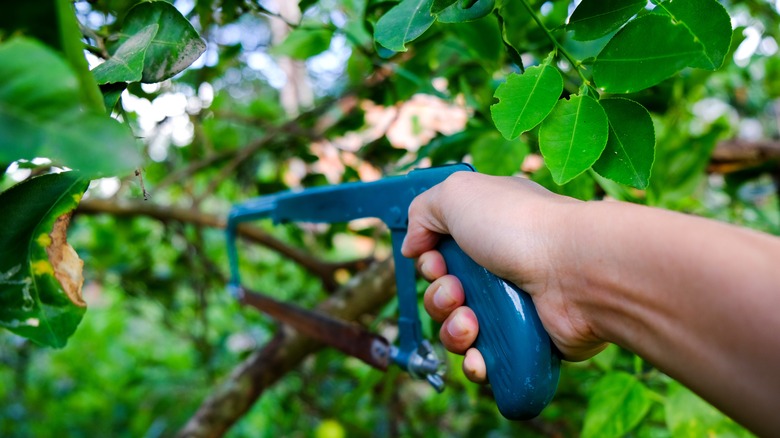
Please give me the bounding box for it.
[437,237,560,419]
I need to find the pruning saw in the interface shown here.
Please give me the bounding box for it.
[226,163,561,420]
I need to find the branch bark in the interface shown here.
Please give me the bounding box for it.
[176,257,395,438]
[709,138,780,174]
[76,198,370,290]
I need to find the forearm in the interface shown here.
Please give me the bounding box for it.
[563,201,780,435]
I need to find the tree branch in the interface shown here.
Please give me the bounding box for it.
[709,138,780,174]
[76,198,371,290]
[176,257,396,438]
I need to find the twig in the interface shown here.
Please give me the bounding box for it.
[135,168,150,200]
[194,98,341,200]
[75,198,372,290]
[518,0,594,90]
[154,149,234,191]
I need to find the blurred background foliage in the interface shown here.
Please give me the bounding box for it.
[2,0,780,436]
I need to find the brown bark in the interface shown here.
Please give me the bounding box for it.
[175,258,395,438]
[709,138,780,174]
[75,198,370,290]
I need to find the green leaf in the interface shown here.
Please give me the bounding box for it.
[590,343,620,371]
[665,381,752,437]
[446,14,503,65]
[567,0,646,41]
[532,165,596,201]
[497,0,534,59]
[436,0,495,23]
[432,0,458,14]
[582,372,653,438]
[374,0,436,52]
[0,172,89,348]
[57,0,106,112]
[0,38,142,177]
[654,0,732,70]
[539,94,608,185]
[592,98,655,189]
[490,63,563,140]
[470,131,529,176]
[299,0,320,12]
[0,0,61,51]
[100,82,129,114]
[342,0,372,49]
[593,14,705,93]
[92,24,159,84]
[271,27,334,60]
[117,1,207,83]
[495,10,524,68]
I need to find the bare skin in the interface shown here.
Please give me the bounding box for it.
[401,171,780,437]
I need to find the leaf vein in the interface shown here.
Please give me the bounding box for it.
[598,50,703,62]
[570,3,643,25]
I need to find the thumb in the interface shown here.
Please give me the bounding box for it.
[401,185,450,258]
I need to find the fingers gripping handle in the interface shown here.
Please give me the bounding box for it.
[437,237,561,420]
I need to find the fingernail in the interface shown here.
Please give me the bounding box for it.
[447,317,469,338]
[433,286,455,309]
[419,260,431,278]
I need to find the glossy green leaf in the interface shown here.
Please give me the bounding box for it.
[100,82,128,114]
[470,131,528,176]
[271,27,334,60]
[490,63,563,140]
[92,24,158,84]
[593,14,705,93]
[432,0,458,14]
[665,381,752,437]
[57,0,105,112]
[533,166,597,201]
[299,0,320,12]
[497,0,534,58]
[654,0,732,70]
[374,0,436,52]
[495,10,524,68]
[436,0,494,23]
[342,0,372,49]
[593,98,655,189]
[539,94,608,185]
[567,0,646,41]
[582,372,653,438]
[117,1,206,83]
[446,14,503,65]
[0,172,89,348]
[0,0,61,51]
[0,38,141,177]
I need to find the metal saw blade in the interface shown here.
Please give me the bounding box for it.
[239,287,391,371]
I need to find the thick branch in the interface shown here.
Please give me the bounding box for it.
[176,257,395,438]
[709,138,780,174]
[76,198,369,290]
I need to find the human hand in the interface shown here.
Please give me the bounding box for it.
[401,172,607,382]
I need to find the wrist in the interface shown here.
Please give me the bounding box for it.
[531,199,616,355]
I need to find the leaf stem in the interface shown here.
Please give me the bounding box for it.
[633,353,644,375]
[56,0,105,113]
[517,0,592,88]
